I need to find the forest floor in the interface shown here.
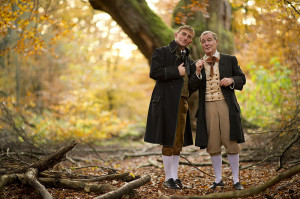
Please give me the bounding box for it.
[1,132,299,199]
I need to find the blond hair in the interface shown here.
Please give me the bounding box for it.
[176,25,195,37]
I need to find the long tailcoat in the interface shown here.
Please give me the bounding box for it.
[189,53,246,149]
[144,40,194,147]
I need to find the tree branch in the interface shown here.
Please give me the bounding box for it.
[94,175,151,199]
[283,0,300,15]
[160,164,300,199]
[277,132,300,171]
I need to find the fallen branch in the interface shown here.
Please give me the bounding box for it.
[0,174,19,189]
[24,168,52,199]
[180,155,214,178]
[240,155,279,170]
[94,175,151,199]
[124,152,193,158]
[7,141,77,174]
[277,132,300,171]
[160,164,300,199]
[80,173,130,182]
[148,157,162,168]
[39,177,116,194]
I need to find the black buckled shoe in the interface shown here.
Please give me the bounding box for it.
[233,182,244,190]
[163,178,180,189]
[174,179,183,189]
[175,179,192,189]
[210,180,225,189]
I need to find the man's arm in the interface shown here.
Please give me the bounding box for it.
[220,56,245,90]
[149,48,181,80]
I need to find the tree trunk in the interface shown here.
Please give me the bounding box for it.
[89,0,174,63]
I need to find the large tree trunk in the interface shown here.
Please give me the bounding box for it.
[89,0,174,63]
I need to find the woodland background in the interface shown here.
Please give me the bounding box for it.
[0,0,299,198]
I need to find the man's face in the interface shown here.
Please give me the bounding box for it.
[200,33,218,56]
[175,29,193,48]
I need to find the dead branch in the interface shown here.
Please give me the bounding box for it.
[7,141,77,174]
[24,168,52,199]
[80,173,130,182]
[138,157,161,168]
[148,157,162,168]
[94,175,151,199]
[0,101,41,153]
[124,152,193,158]
[0,174,19,189]
[160,164,300,199]
[277,132,300,171]
[73,148,133,153]
[39,177,117,194]
[156,158,212,167]
[69,164,119,174]
[180,155,214,178]
[283,0,300,15]
[240,155,279,170]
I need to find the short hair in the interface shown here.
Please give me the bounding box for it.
[176,25,195,37]
[200,31,218,41]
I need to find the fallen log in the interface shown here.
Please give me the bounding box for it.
[94,174,151,199]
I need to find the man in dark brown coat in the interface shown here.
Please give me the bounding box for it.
[144,25,195,189]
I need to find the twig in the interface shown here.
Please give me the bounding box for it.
[277,132,300,171]
[240,155,279,170]
[180,155,214,178]
[283,0,300,15]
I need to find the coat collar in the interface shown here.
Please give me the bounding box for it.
[168,40,190,56]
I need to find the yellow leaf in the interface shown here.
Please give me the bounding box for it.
[130,172,135,178]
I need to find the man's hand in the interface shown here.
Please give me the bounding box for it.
[195,59,204,76]
[178,63,186,76]
[220,77,234,87]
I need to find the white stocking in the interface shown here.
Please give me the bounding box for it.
[211,154,222,183]
[172,155,180,180]
[162,155,173,180]
[228,153,240,184]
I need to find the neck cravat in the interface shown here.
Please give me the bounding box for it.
[206,56,219,76]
